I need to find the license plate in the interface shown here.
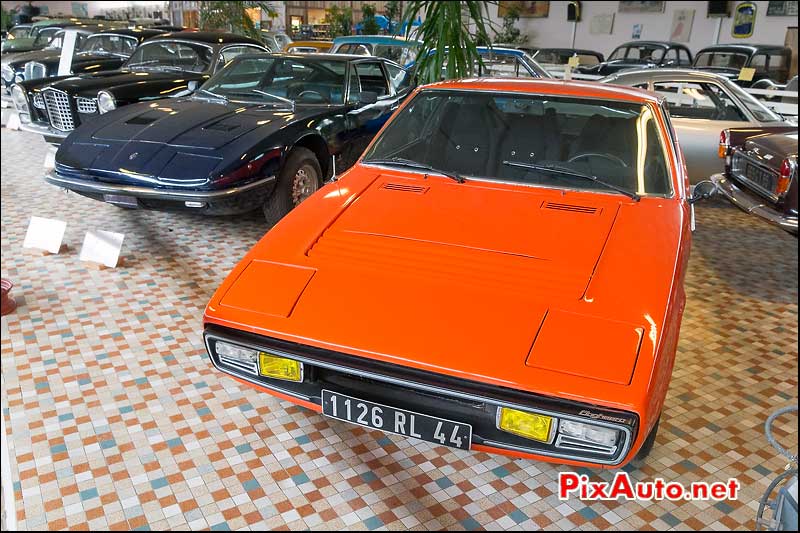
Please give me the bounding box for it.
[321,390,472,450]
[744,163,776,192]
[103,194,138,208]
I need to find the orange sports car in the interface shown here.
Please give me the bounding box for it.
[204,78,709,468]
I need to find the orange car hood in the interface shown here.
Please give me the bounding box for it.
[205,167,686,410]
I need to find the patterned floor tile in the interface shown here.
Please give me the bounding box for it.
[1,128,797,531]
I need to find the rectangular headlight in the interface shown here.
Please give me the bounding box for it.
[497,407,553,442]
[258,352,303,382]
[216,341,258,364]
[558,420,618,447]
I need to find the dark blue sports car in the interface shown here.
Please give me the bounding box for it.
[46,53,413,223]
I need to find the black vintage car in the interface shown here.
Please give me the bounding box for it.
[45,53,413,224]
[692,44,792,88]
[2,28,163,100]
[575,41,692,76]
[13,31,267,144]
[714,128,798,235]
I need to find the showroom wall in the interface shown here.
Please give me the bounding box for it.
[2,1,167,18]
[487,0,798,55]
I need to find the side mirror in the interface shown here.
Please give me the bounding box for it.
[187,80,199,92]
[689,180,717,204]
[358,91,378,105]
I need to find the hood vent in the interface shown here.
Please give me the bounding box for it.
[205,123,240,132]
[126,116,158,125]
[543,202,598,215]
[381,183,429,194]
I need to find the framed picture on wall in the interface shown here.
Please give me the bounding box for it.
[670,9,695,42]
[498,1,550,18]
[767,1,799,16]
[618,1,666,14]
[732,1,757,38]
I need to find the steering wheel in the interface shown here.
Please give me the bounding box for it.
[568,152,629,168]
[296,90,329,104]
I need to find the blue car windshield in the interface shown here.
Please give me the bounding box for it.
[201,56,347,105]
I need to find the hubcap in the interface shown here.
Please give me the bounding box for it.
[291,165,318,206]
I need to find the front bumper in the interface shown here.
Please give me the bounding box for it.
[204,324,640,467]
[711,174,798,234]
[44,171,276,215]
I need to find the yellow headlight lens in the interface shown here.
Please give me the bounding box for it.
[258,352,302,382]
[498,407,553,442]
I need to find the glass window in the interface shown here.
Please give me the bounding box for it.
[339,43,371,56]
[201,56,347,105]
[750,54,767,70]
[694,51,748,69]
[678,48,691,65]
[373,44,418,65]
[352,61,389,98]
[651,81,746,121]
[363,91,672,196]
[125,41,214,73]
[218,45,263,69]
[9,26,31,39]
[385,63,410,94]
[33,27,59,47]
[614,45,666,62]
[764,53,789,81]
[724,80,783,122]
[664,48,678,63]
[79,34,137,57]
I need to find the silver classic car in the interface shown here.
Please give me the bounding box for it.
[601,69,795,182]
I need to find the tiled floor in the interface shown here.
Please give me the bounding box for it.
[1,128,797,531]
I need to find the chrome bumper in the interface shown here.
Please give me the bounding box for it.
[19,121,69,139]
[44,171,276,202]
[711,174,798,234]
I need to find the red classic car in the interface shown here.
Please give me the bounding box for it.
[203,79,710,467]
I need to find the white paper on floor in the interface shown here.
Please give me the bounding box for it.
[79,229,124,268]
[22,216,67,254]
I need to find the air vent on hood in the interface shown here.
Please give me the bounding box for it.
[126,116,158,125]
[381,183,429,194]
[543,202,598,214]
[205,123,240,132]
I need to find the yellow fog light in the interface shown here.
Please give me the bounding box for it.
[258,352,303,382]
[498,407,553,442]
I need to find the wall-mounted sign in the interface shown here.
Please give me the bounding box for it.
[618,1,665,13]
[498,1,550,18]
[670,9,695,42]
[766,1,798,16]
[632,23,643,39]
[590,13,615,35]
[732,2,757,38]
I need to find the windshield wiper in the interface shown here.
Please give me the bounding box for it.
[196,88,226,102]
[365,157,466,183]
[502,160,640,201]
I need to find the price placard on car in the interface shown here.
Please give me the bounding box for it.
[322,390,472,450]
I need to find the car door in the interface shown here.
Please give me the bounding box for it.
[339,59,403,169]
[642,80,752,182]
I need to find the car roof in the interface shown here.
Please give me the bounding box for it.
[423,78,662,104]
[94,28,165,39]
[149,30,264,46]
[696,43,789,53]
[602,68,734,84]
[537,47,602,55]
[333,35,420,46]
[616,40,684,48]
[477,46,526,56]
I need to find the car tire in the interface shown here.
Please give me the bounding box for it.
[263,147,322,226]
[634,415,660,462]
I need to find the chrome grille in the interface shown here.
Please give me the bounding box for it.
[732,152,778,200]
[76,97,97,114]
[33,93,45,109]
[23,61,46,81]
[43,89,75,132]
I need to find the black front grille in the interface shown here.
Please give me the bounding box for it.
[43,89,76,132]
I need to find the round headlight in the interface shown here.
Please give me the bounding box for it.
[14,74,23,83]
[1,65,14,83]
[11,85,28,113]
[97,91,116,114]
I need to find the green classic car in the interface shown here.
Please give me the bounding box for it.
[1,19,85,55]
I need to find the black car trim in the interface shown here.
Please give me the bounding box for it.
[44,171,276,200]
[204,324,638,465]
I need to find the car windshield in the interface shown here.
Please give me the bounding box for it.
[693,51,749,69]
[724,79,783,122]
[125,40,213,72]
[363,90,672,197]
[373,44,418,64]
[79,34,137,56]
[33,27,60,46]
[200,56,347,105]
[9,26,31,39]
[610,45,665,62]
